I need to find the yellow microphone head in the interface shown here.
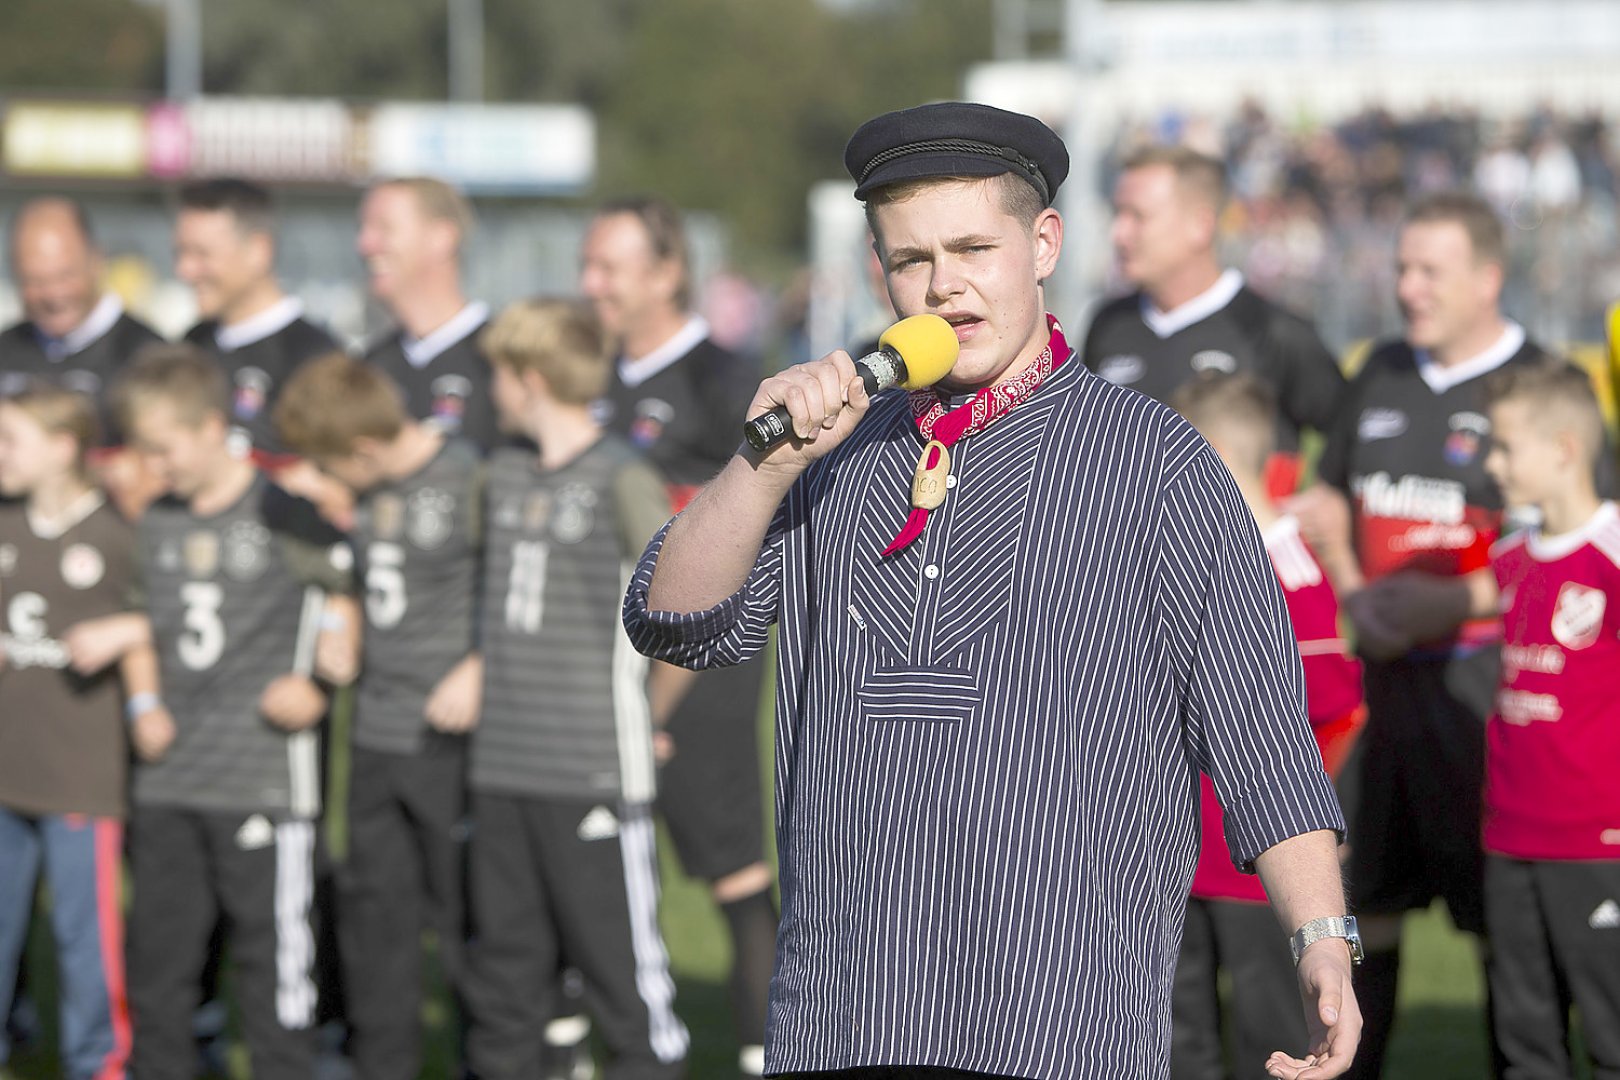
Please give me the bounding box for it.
[879,314,959,390]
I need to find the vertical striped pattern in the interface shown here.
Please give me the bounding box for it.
[624,358,1343,1078]
[618,805,689,1062]
[273,820,317,1029]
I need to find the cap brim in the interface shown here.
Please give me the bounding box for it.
[853,153,1038,201]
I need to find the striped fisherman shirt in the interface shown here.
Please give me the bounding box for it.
[622,325,1344,1079]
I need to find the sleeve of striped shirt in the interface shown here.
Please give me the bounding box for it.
[621,500,787,670]
[1158,444,1345,872]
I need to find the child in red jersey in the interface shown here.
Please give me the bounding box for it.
[1481,359,1620,1078]
[1171,373,1364,1080]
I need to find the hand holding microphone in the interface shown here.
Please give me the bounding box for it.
[743,314,960,454]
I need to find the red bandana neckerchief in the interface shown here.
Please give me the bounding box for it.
[881,316,1071,557]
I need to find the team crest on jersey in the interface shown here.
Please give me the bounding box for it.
[184,531,220,577]
[1358,408,1408,441]
[550,483,597,545]
[60,543,105,590]
[406,487,454,550]
[233,366,271,421]
[1444,411,1490,466]
[1096,354,1145,385]
[1190,349,1238,374]
[221,520,271,582]
[430,375,473,433]
[629,398,675,450]
[0,543,16,577]
[1551,582,1606,650]
[370,494,404,542]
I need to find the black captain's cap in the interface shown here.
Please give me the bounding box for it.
[844,101,1070,206]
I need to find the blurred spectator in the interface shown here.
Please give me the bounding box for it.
[1103,102,1620,350]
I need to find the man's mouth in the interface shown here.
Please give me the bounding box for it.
[941,313,983,340]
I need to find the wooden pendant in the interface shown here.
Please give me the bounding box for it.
[910,439,951,510]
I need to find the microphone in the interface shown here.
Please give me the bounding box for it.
[743,314,960,453]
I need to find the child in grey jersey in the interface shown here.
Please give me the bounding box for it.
[464,299,688,1079]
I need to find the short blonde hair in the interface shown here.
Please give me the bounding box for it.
[1121,144,1229,213]
[481,298,610,406]
[112,344,228,433]
[275,352,408,459]
[373,176,476,251]
[2,382,99,480]
[1171,371,1277,475]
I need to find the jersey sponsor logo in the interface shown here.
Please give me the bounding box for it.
[60,542,105,590]
[1590,898,1620,929]
[1602,830,1620,848]
[0,543,16,577]
[1551,582,1605,650]
[1353,472,1466,524]
[185,530,220,578]
[430,375,473,434]
[628,397,675,450]
[1502,642,1565,676]
[1497,688,1562,725]
[406,487,454,551]
[4,591,69,669]
[576,805,620,841]
[62,370,102,396]
[551,483,597,545]
[1357,408,1409,441]
[1190,349,1238,374]
[370,494,404,541]
[233,366,271,421]
[221,520,271,582]
[234,814,275,851]
[1096,354,1145,385]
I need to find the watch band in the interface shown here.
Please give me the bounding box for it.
[1290,915,1363,965]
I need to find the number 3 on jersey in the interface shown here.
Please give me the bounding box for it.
[179,581,225,670]
[365,541,408,629]
[505,539,548,634]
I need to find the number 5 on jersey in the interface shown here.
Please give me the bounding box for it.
[365,541,408,629]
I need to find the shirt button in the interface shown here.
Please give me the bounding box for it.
[924,564,940,580]
[945,474,958,489]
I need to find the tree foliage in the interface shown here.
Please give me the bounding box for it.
[0,0,994,267]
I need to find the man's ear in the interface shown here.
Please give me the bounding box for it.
[1032,207,1063,283]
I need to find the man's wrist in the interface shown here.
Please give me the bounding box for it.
[1290,914,1363,966]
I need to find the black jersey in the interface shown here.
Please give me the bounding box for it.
[0,298,163,443]
[1317,327,1553,655]
[598,327,759,508]
[1082,275,1344,493]
[185,301,338,459]
[364,303,497,454]
[350,438,482,755]
[133,473,351,818]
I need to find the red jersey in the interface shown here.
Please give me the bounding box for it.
[1484,502,1620,860]
[1192,516,1366,902]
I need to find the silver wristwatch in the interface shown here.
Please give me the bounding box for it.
[1290,915,1363,966]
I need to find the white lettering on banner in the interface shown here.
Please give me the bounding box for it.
[1354,472,1467,524]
